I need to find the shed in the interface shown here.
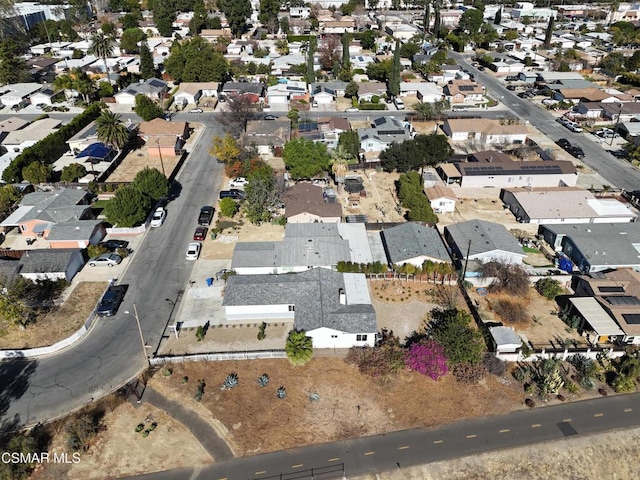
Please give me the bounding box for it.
[489,326,522,353]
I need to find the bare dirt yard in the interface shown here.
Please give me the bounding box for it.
[351,426,640,480]
[150,357,525,457]
[201,222,285,260]
[0,282,107,349]
[32,400,212,480]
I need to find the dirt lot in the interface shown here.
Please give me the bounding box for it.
[33,401,212,480]
[351,427,640,480]
[150,357,525,457]
[437,193,530,231]
[333,171,406,222]
[0,282,107,349]
[201,222,285,260]
[469,287,584,348]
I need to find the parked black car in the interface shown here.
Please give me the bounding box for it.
[557,138,572,149]
[219,189,246,200]
[100,239,129,251]
[96,285,126,317]
[198,206,214,226]
[568,146,585,159]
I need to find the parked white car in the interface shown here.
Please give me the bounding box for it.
[186,242,201,261]
[88,253,122,267]
[150,207,166,227]
[229,177,248,188]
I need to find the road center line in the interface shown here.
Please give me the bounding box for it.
[625,408,633,413]
[328,458,340,462]
[292,464,303,469]
[398,446,410,450]
[466,434,477,439]
[499,429,510,433]
[433,440,443,444]
[531,424,541,428]
[254,471,266,475]
[364,451,375,456]
[563,418,572,423]
[594,413,604,418]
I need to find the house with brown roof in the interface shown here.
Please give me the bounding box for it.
[200,29,232,43]
[138,119,189,157]
[554,88,633,103]
[357,81,387,102]
[443,79,485,105]
[442,119,528,145]
[244,118,291,155]
[425,184,457,213]
[283,183,343,223]
[173,82,219,106]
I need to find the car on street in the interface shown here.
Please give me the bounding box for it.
[96,285,126,317]
[229,177,248,187]
[198,206,214,226]
[186,242,201,261]
[566,122,583,133]
[610,149,629,158]
[506,85,516,91]
[100,239,129,251]
[477,65,485,71]
[557,138,572,149]
[150,207,166,227]
[568,146,585,159]
[219,189,245,200]
[189,108,203,113]
[345,107,359,113]
[88,253,122,267]
[193,226,208,241]
[264,115,278,120]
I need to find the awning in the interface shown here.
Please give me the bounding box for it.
[569,297,625,336]
[0,205,32,227]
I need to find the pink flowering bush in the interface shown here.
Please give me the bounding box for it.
[404,341,448,380]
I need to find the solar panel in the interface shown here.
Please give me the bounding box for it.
[599,286,625,293]
[623,313,640,325]
[346,215,368,223]
[458,85,475,91]
[605,296,640,306]
[374,118,386,126]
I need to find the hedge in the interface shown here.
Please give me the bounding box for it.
[286,35,314,42]
[2,103,102,183]
[358,103,387,110]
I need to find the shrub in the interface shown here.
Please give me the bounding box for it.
[428,308,484,365]
[135,423,145,433]
[221,372,239,390]
[194,379,206,401]
[65,414,101,452]
[403,340,448,380]
[481,262,530,296]
[163,368,172,376]
[116,247,130,258]
[535,278,563,300]
[276,386,286,399]
[452,362,487,384]
[181,376,189,384]
[285,329,313,366]
[257,373,269,387]
[87,244,108,258]
[525,398,535,408]
[219,197,238,217]
[565,380,580,394]
[491,298,529,324]
[612,374,636,393]
[345,344,405,377]
[257,322,266,341]
[483,353,507,376]
[196,326,206,341]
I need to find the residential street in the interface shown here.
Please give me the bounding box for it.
[123,391,640,480]
[0,113,225,429]
[450,52,640,192]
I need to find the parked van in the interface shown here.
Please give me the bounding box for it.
[394,98,405,110]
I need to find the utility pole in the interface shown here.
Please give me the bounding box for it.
[461,239,472,281]
[156,138,166,177]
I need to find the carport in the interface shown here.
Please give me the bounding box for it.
[569,297,625,344]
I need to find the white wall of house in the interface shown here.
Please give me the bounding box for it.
[394,256,449,268]
[460,173,577,188]
[313,92,334,104]
[21,272,66,282]
[307,326,375,349]
[115,92,136,105]
[430,198,456,214]
[174,92,198,106]
[468,249,525,266]
[225,304,295,321]
[232,266,278,275]
[288,212,341,223]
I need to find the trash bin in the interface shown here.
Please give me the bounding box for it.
[210,231,217,240]
[206,278,213,287]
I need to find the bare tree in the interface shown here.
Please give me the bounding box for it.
[318,35,341,71]
[220,95,257,135]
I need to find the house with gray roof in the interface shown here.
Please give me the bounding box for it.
[381,222,451,268]
[231,223,373,275]
[18,248,85,282]
[222,268,377,348]
[0,189,105,249]
[114,78,168,106]
[444,219,526,272]
[358,116,412,156]
[538,223,640,274]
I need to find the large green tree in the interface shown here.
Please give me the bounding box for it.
[428,308,484,365]
[285,329,314,366]
[61,163,87,182]
[134,94,164,121]
[307,36,317,83]
[218,0,252,36]
[96,109,131,150]
[120,27,146,53]
[131,166,170,198]
[458,8,484,36]
[282,138,331,179]
[0,184,20,218]
[259,0,281,33]
[338,130,360,159]
[104,185,153,227]
[360,30,376,50]
[139,41,155,80]
[22,162,51,184]
[380,134,452,173]
[366,59,392,82]
[0,40,28,84]
[165,37,229,83]
[89,32,115,76]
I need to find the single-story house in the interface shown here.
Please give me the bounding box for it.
[283,183,343,223]
[29,85,63,106]
[442,119,528,145]
[358,116,412,154]
[444,219,526,269]
[538,223,640,274]
[222,268,377,349]
[310,80,347,99]
[425,184,457,214]
[266,80,308,107]
[381,222,451,268]
[173,82,219,106]
[243,118,291,155]
[444,79,485,105]
[0,117,29,143]
[221,82,265,103]
[19,248,86,282]
[139,118,189,157]
[2,118,62,153]
[114,78,168,106]
[501,187,637,224]
[0,83,42,107]
[399,82,444,103]
[357,81,387,102]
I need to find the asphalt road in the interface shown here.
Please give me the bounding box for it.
[450,52,640,192]
[0,112,225,430]
[123,392,640,480]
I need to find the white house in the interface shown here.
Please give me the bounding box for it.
[19,248,85,282]
[222,268,377,349]
[114,78,168,106]
[29,85,62,106]
[381,222,451,268]
[425,184,457,214]
[442,118,528,145]
[399,82,444,102]
[173,82,219,106]
[0,83,42,107]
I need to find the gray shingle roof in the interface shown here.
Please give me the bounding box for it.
[444,219,524,257]
[231,242,279,268]
[46,220,102,241]
[18,189,91,224]
[19,248,82,274]
[222,268,376,333]
[382,223,451,264]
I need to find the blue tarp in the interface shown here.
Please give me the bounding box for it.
[559,256,574,273]
[76,143,115,161]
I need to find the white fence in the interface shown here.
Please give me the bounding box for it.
[0,281,112,360]
[150,350,287,366]
[105,225,146,235]
[496,347,626,363]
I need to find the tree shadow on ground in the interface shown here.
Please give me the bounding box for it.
[0,357,38,433]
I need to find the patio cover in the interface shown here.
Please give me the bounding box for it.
[569,297,625,336]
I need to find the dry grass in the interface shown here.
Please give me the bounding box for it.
[0,282,107,349]
[150,358,525,457]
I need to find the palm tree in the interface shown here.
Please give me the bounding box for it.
[331,146,350,191]
[275,39,289,56]
[96,110,130,150]
[53,74,75,100]
[89,32,115,77]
